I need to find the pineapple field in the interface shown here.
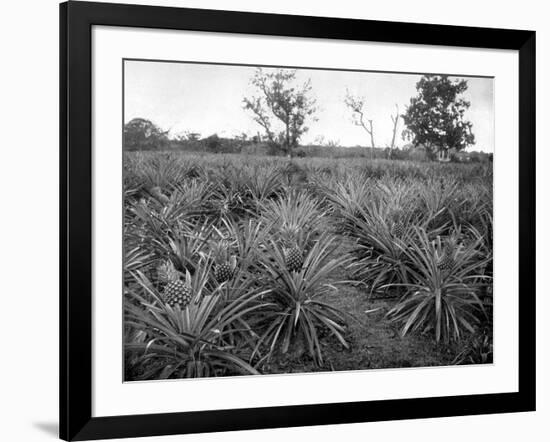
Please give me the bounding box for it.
[124,152,493,380]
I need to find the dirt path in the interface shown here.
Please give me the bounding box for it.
[265,224,457,374]
[319,287,457,371]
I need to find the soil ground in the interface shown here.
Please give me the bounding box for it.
[263,225,460,374]
[264,286,458,374]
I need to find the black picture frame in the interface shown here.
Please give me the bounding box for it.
[60,1,536,440]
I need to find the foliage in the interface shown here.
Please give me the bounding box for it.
[258,190,326,244]
[385,228,491,343]
[242,163,283,204]
[243,68,317,156]
[123,152,493,378]
[254,234,353,364]
[125,265,269,379]
[124,118,170,151]
[402,75,475,156]
[452,328,493,365]
[205,133,222,152]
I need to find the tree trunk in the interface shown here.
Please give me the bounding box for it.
[368,120,375,160]
[369,121,375,149]
[389,105,399,159]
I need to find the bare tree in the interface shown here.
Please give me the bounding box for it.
[390,105,400,150]
[344,90,375,158]
[386,104,401,158]
[243,68,317,157]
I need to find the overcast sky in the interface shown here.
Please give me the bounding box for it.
[124,60,494,152]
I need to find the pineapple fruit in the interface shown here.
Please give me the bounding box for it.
[284,246,304,272]
[162,279,193,308]
[392,221,405,237]
[438,250,454,271]
[210,236,237,284]
[158,261,193,308]
[281,227,304,272]
[214,262,234,283]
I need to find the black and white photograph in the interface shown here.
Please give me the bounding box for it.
[0,0,543,440]
[123,59,494,381]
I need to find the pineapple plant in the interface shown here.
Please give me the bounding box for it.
[125,261,267,379]
[386,228,490,343]
[255,233,353,365]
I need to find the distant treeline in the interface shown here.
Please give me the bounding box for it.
[124,118,492,163]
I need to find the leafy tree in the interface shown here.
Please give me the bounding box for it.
[204,133,222,152]
[243,68,317,157]
[402,75,475,158]
[183,131,201,142]
[124,118,169,150]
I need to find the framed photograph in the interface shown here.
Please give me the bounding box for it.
[60,1,536,440]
